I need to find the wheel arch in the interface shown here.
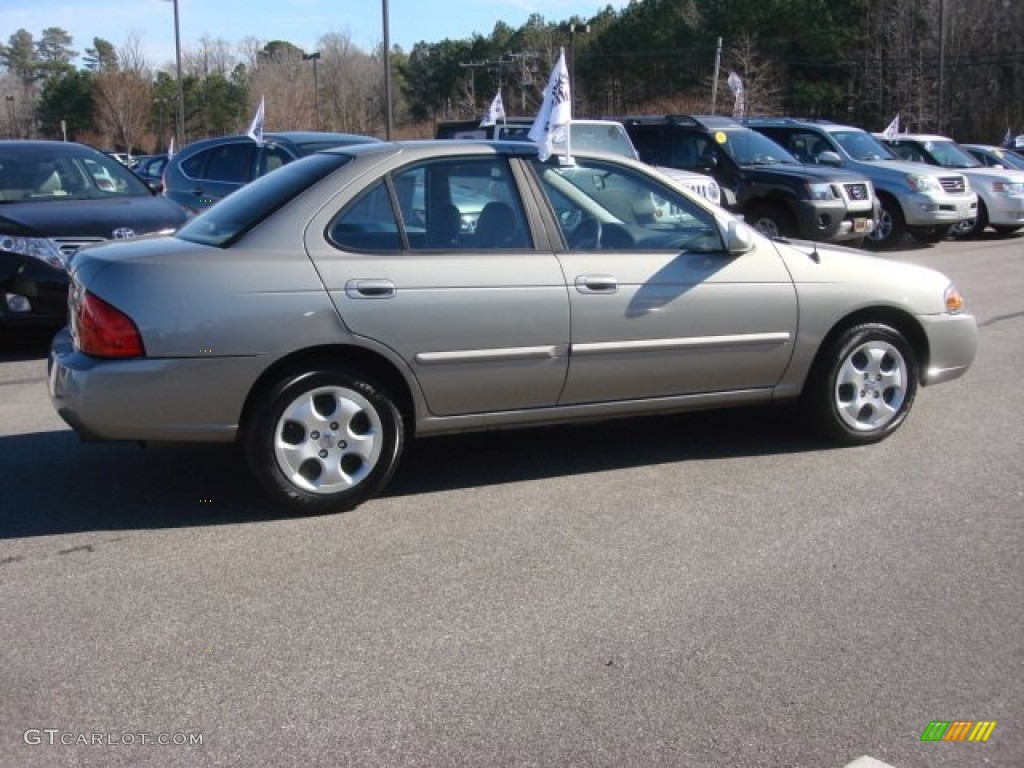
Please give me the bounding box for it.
[808,306,930,387]
[238,344,417,441]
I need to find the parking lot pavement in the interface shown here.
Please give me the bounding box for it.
[1,235,1021,768]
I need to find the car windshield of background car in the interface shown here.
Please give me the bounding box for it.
[833,130,897,161]
[1,146,152,202]
[720,130,801,166]
[924,140,982,169]
[176,153,350,248]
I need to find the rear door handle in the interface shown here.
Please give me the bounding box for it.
[345,279,396,299]
[575,274,618,294]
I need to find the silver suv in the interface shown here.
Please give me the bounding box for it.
[748,119,977,248]
[879,133,1024,238]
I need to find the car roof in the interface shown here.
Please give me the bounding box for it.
[177,131,381,151]
[878,133,952,143]
[319,139,655,168]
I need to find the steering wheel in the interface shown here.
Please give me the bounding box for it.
[569,215,603,250]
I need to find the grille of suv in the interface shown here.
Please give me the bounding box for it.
[843,182,870,202]
[939,176,967,194]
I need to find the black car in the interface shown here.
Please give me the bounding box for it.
[161,131,381,214]
[615,115,878,245]
[1,141,187,334]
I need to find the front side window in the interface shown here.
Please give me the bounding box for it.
[530,158,723,253]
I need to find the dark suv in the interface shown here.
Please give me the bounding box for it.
[162,131,380,213]
[616,115,877,245]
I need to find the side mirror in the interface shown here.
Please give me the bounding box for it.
[148,180,164,194]
[725,219,757,256]
[817,150,842,167]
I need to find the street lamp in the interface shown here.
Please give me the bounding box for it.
[383,0,392,139]
[162,0,186,144]
[302,52,321,130]
[568,23,590,114]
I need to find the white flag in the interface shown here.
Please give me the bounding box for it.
[882,114,900,140]
[727,72,745,119]
[528,48,571,161]
[166,136,175,158]
[247,96,266,146]
[480,90,506,128]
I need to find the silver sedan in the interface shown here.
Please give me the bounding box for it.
[49,141,978,513]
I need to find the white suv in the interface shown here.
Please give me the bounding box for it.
[879,134,1024,237]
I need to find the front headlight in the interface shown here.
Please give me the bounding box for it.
[806,182,838,200]
[944,283,965,314]
[0,235,67,271]
[906,174,942,194]
[992,181,1024,195]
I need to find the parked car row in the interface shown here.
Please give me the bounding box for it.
[3,119,1019,340]
[875,133,1024,238]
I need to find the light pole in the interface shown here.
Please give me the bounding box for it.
[383,0,392,139]
[568,23,589,115]
[162,0,186,144]
[154,98,168,151]
[303,52,321,130]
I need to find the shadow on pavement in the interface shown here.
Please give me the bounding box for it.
[0,406,834,540]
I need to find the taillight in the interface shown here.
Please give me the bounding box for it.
[74,292,145,358]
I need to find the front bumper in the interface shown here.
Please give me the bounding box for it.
[919,311,979,386]
[902,192,978,227]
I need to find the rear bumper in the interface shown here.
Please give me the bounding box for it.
[48,328,262,443]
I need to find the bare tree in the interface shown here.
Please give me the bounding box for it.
[93,34,153,151]
[724,33,783,117]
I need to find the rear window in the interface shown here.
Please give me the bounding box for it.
[176,153,350,247]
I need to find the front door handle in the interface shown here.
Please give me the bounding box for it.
[575,274,618,294]
[345,279,396,299]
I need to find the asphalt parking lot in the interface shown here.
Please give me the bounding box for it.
[1,234,1021,768]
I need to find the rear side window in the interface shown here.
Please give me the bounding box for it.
[328,156,532,252]
[181,144,256,182]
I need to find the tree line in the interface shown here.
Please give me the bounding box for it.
[1,0,1020,153]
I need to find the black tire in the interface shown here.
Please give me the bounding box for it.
[865,196,905,249]
[993,224,1022,235]
[245,368,404,514]
[909,224,953,244]
[804,323,919,445]
[747,202,795,239]
[952,200,987,239]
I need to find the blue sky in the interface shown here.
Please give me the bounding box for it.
[1,0,626,68]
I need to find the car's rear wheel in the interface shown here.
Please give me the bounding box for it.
[805,323,918,444]
[245,368,404,514]
[865,196,905,249]
[909,224,952,243]
[747,202,795,239]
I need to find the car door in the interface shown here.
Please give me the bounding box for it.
[307,155,570,417]
[527,157,798,404]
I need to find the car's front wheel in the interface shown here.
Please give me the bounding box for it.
[245,368,404,514]
[805,324,919,444]
[865,196,905,249]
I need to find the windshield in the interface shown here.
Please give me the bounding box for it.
[832,130,897,161]
[920,140,981,168]
[0,144,152,202]
[977,147,1024,170]
[176,152,350,247]
[719,129,800,165]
